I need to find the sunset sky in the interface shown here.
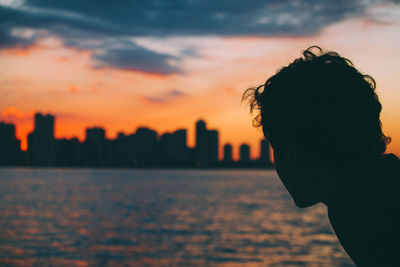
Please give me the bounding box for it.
[1,0,399,159]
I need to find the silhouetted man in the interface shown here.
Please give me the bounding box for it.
[244,46,399,267]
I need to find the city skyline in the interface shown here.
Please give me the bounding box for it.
[1,109,271,161]
[0,112,273,167]
[0,109,271,161]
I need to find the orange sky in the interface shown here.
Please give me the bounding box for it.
[1,17,400,160]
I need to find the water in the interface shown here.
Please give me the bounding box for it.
[0,168,354,266]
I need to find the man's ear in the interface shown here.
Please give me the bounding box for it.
[279,143,301,167]
[286,145,316,168]
[287,147,298,166]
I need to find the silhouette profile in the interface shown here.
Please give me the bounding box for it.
[244,46,399,266]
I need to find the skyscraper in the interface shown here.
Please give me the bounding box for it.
[207,129,219,163]
[83,127,106,166]
[160,129,188,165]
[239,144,250,162]
[56,137,82,166]
[28,113,55,165]
[173,129,188,162]
[259,138,271,165]
[195,119,207,164]
[223,143,233,162]
[86,127,106,141]
[195,119,219,165]
[114,133,136,166]
[135,127,158,166]
[0,122,21,165]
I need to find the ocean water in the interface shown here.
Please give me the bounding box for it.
[0,168,355,267]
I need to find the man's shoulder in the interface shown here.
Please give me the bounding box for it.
[378,153,399,172]
[327,153,399,266]
[371,153,399,199]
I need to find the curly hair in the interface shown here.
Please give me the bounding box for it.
[243,46,390,163]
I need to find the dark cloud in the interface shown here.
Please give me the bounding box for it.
[140,89,186,104]
[93,47,180,74]
[6,0,390,36]
[166,90,185,97]
[0,6,42,48]
[0,0,396,73]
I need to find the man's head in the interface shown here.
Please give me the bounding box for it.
[244,46,390,207]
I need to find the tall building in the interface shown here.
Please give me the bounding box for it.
[207,129,219,163]
[259,139,271,165]
[114,132,130,165]
[223,143,233,162]
[135,127,158,166]
[195,119,219,165]
[56,138,82,166]
[28,113,55,165]
[239,144,250,162]
[83,127,106,165]
[86,127,106,141]
[113,133,137,166]
[160,129,188,165]
[0,122,21,165]
[195,119,207,163]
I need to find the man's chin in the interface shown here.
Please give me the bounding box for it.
[292,197,319,208]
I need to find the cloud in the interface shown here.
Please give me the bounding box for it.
[93,47,180,74]
[0,106,34,125]
[4,0,394,37]
[0,0,398,73]
[166,90,185,97]
[0,106,83,122]
[1,106,31,119]
[140,89,186,104]
[0,3,183,74]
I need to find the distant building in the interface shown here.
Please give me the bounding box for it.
[0,122,21,165]
[114,132,129,165]
[195,119,207,164]
[206,129,219,163]
[195,119,219,166]
[135,127,158,166]
[259,139,271,165]
[117,132,126,139]
[56,138,82,166]
[223,143,233,162]
[28,113,55,165]
[86,127,106,142]
[239,144,250,162]
[1,113,277,168]
[83,127,106,165]
[114,133,136,166]
[160,129,188,165]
